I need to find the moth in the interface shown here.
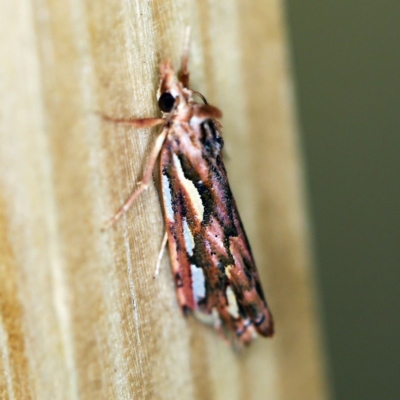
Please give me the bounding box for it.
[104,28,274,345]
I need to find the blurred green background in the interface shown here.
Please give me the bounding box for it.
[285,2,400,399]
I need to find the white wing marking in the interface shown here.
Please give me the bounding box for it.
[173,153,204,221]
[162,173,174,221]
[190,264,206,303]
[226,286,240,319]
[183,217,195,256]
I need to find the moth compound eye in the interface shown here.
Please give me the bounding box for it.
[158,92,175,112]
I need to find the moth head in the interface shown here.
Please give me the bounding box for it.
[157,60,189,113]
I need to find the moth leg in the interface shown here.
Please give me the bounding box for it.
[178,26,191,88]
[101,114,165,128]
[154,231,168,278]
[103,129,168,230]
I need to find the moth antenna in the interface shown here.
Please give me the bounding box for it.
[179,26,191,88]
[192,90,208,105]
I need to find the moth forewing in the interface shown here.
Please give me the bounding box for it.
[105,31,274,346]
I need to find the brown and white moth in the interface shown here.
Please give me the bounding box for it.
[105,28,274,345]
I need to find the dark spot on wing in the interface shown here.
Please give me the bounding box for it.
[182,305,191,316]
[200,120,224,156]
[254,314,266,327]
[175,272,183,287]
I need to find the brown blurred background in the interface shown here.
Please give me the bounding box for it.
[285,2,400,399]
